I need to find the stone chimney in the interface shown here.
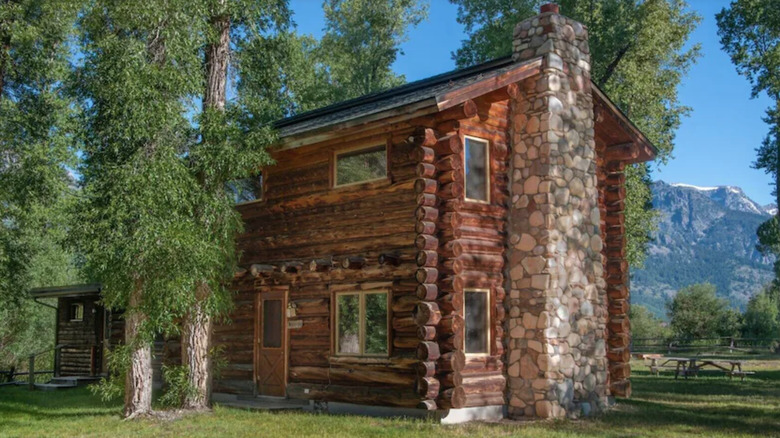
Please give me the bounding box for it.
[505,3,609,419]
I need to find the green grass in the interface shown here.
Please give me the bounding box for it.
[1,359,779,438]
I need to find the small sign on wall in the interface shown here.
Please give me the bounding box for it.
[288,319,303,329]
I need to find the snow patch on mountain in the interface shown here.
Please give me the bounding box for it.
[669,182,769,216]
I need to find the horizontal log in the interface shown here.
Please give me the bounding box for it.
[463,391,505,408]
[437,351,466,373]
[606,347,631,363]
[250,264,275,277]
[432,134,461,156]
[416,193,437,208]
[309,258,333,272]
[417,325,437,341]
[608,317,630,334]
[416,361,436,377]
[411,146,435,163]
[416,250,438,267]
[415,206,439,222]
[415,376,440,399]
[394,335,420,350]
[415,234,438,251]
[461,373,506,393]
[416,162,436,178]
[415,178,438,194]
[286,383,422,408]
[437,293,463,314]
[413,302,442,327]
[609,362,631,380]
[392,295,420,313]
[435,155,461,173]
[392,315,418,332]
[416,283,438,301]
[438,386,466,409]
[416,341,441,361]
[610,379,631,398]
[378,253,402,266]
[415,268,438,284]
[415,220,436,235]
[341,256,366,270]
[438,314,464,335]
[289,366,415,386]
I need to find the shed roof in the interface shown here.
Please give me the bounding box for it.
[29,283,102,299]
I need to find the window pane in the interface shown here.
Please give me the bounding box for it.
[227,173,262,204]
[337,294,360,354]
[364,293,388,355]
[465,291,489,354]
[465,138,488,201]
[336,146,387,186]
[262,299,282,348]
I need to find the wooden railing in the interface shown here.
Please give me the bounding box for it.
[0,344,69,389]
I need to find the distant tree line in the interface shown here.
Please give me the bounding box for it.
[632,283,780,343]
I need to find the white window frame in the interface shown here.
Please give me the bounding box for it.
[70,303,84,322]
[334,290,390,357]
[333,144,389,188]
[463,288,491,357]
[463,135,491,203]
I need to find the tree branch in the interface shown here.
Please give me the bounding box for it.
[598,43,632,88]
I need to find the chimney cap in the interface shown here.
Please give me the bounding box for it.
[540,3,559,14]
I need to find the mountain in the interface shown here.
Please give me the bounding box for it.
[630,181,775,319]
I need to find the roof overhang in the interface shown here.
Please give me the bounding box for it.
[592,84,657,164]
[29,283,102,299]
[273,56,657,166]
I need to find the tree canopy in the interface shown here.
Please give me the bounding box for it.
[0,0,82,367]
[449,0,701,266]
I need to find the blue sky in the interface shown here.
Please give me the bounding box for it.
[290,0,776,205]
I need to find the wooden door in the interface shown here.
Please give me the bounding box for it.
[256,289,287,396]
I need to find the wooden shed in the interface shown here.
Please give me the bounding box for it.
[212,4,655,421]
[29,284,119,378]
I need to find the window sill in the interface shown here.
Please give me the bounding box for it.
[329,355,392,365]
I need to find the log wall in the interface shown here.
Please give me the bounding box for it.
[213,131,423,405]
[56,296,103,376]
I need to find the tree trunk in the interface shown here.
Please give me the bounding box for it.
[124,283,152,419]
[203,8,229,112]
[180,0,230,410]
[181,282,212,409]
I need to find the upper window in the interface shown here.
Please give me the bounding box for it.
[335,290,389,356]
[334,145,387,187]
[464,136,489,202]
[69,303,84,322]
[227,172,263,204]
[464,289,490,355]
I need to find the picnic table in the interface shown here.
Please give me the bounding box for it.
[651,356,755,380]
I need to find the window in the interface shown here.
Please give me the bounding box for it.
[464,289,490,355]
[464,136,489,202]
[335,291,389,356]
[227,172,263,204]
[69,303,84,322]
[334,145,387,186]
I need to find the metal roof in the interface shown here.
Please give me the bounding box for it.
[29,283,102,298]
[274,57,518,138]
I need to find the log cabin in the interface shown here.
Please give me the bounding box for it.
[27,3,652,421]
[214,3,654,421]
[28,284,117,378]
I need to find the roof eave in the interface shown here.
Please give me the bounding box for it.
[29,283,103,299]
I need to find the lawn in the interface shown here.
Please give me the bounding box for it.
[1,358,779,438]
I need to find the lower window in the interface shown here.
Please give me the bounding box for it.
[335,291,389,356]
[464,289,490,355]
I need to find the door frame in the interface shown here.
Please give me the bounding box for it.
[254,287,289,397]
